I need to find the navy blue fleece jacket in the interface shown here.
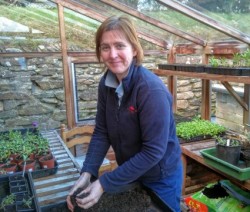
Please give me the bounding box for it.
[81,62,181,193]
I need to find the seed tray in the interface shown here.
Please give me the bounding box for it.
[200,147,250,181]
[0,128,58,179]
[1,159,58,180]
[0,172,40,212]
[31,160,58,179]
[158,64,176,70]
[175,64,205,73]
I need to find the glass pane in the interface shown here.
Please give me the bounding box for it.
[118,0,242,42]
[64,7,99,51]
[176,0,250,35]
[72,62,105,123]
[0,56,65,131]
[0,0,60,53]
[74,0,190,46]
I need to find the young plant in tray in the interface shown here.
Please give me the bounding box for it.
[16,195,34,210]
[176,118,226,141]
[22,196,33,208]
[0,193,16,210]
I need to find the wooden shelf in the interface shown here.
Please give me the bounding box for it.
[153,68,250,126]
[154,69,250,84]
[181,140,250,194]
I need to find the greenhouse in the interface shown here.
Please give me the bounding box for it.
[0,0,250,211]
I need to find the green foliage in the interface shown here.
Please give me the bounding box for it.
[0,145,11,163]
[0,194,15,210]
[0,130,50,161]
[215,136,241,146]
[233,49,250,67]
[176,118,226,140]
[209,49,250,67]
[35,136,50,156]
[22,196,33,209]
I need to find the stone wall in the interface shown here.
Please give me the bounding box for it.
[0,54,209,131]
[0,56,66,131]
[213,84,244,133]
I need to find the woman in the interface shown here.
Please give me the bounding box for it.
[67,15,183,212]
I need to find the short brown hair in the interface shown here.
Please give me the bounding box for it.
[95,15,144,65]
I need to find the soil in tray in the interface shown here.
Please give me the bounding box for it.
[0,181,9,199]
[71,187,163,212]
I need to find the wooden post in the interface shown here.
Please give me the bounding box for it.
[201,79,211,120]
[243,84,250,131]
[57,4,75,128]
[167,46,177,112]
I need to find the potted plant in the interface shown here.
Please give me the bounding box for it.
[18,145,36,172]
[215,136,241,165]
[205,48,250,76]
[35,137,51,160]
[0,145,17,174]
[39,154,55,169]
[0,162,17,174]
[5,130,23,161]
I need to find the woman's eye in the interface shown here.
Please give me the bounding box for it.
[100,46,110,51]
[116,44,125,49]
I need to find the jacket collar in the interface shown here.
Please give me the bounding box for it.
[104,59,137,93]
[105,71,119,89]
[121,59,137,93]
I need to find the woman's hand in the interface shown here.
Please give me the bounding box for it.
[66,172,91,211]
[75,179,104,209]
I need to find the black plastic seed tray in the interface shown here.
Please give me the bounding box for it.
[0,128,58,179]
[31,161,58,179]
[0,172,40,212]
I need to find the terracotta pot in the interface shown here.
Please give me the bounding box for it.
[1,163,17,174]
[29,153,36,160]
[35,150,51,161]
[19,159,36,172]
[9,153,19,163]
[15,155,24,165]
[39,154,55,169]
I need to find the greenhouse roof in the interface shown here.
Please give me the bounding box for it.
[1,0,250,55]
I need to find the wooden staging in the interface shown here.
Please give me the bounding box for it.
[33,130,81,208]
[181,139,250,196]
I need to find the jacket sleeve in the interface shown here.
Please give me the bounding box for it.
[81,77,111,178]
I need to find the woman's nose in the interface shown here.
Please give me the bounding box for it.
[109,47,118,58]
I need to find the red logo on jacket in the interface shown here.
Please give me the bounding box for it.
[128,106,137,113]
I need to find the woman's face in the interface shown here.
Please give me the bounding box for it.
[100,30,137,81]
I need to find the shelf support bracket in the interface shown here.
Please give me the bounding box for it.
[221,81,248,111]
